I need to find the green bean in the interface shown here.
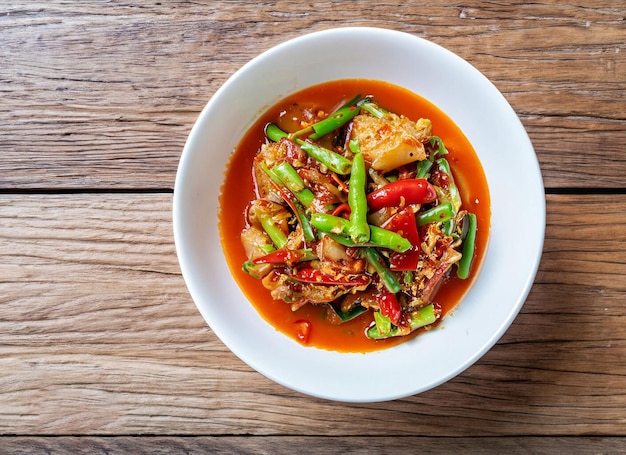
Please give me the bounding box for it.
[291,202,314,244]
[265,123,289,142]
[359,100,388,118]
[310,214,411,253]
[265,123,352,175]
[416,201,455,227]
[307,94,362,140]
[273,162,315,207]
[456,213,477,279]
[347,150,370,242]
[260,161,282,185]
[372,311,392,337]
[260,162,314,243]
[416,159,433,179]
[257,211,288,249]
[429,136,448,158]
[369,226,411,253]
[310,213,349,235]
[436,158,462,213]
[362,247,401,293]
[366,304,437,339]
[297,140,352,175]
[407,304,437,329]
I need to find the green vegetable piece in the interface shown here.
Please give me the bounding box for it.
[416,159,433,179]
[416,201,455,227]
[310,214,411,253]
[328,304,368,323]
[295,202,316,243]
[407,304,438,330]
[257,211,288,250]
[265,123,352,175]
[308,94,362,140]
[298,140,352,175]
[366,304,437,339]
[363,247,401,293]
[436,158,462,213]
[369,226,411,253]
[429,136,448,158]
[242,260,272,280]
[417,136,447,178]
[273,162,315,207]
[347,150,370,243]
[265,123,289,142]
[456,213,477,279]
[373,311,392,337]
[360,100,388,118]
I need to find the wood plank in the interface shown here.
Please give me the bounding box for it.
[1,1,624,190]
[0,193,624,435]
[0,436,624,454]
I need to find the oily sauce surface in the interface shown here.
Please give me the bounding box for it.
[219,79,491,353]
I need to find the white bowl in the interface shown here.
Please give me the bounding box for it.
[173,27,545,402]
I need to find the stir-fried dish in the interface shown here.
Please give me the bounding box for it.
[239,94,479,341]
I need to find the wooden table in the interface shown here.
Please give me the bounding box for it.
[1,1,624,453]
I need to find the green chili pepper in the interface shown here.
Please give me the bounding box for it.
[273,162,315,207]
[416,201,455,227]
[362,247,401,293]
[456,213,477,279]
[310,214,411,253]
[347,149,370,243]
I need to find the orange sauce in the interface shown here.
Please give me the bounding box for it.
[219,79,491,353]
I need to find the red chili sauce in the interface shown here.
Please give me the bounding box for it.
[219,79,491,353]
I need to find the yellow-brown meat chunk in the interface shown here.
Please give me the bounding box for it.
[351,114,431,172]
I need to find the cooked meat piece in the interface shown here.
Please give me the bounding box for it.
[351,114,431,172]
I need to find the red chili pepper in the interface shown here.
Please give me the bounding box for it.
[253,249,306,265]
[331,202,351,218]
[291,267,370,286]
[383,208,421,270]
[378,290,401,326]
[294,319,312,344]
[366,179,437,211]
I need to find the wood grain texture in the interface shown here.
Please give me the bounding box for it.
[0,436,624,455]
[1,1,624,190]
[0,194,624,436]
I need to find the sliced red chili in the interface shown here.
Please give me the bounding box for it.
[378,290,401,326]
[253,249,309,265]
[366,179,437,211]
[383,208,421,271]
[291,267,370,286]
[294,319,312,344]
[331,202,351,218]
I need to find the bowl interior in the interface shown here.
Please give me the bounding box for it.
[173,27,545,402]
